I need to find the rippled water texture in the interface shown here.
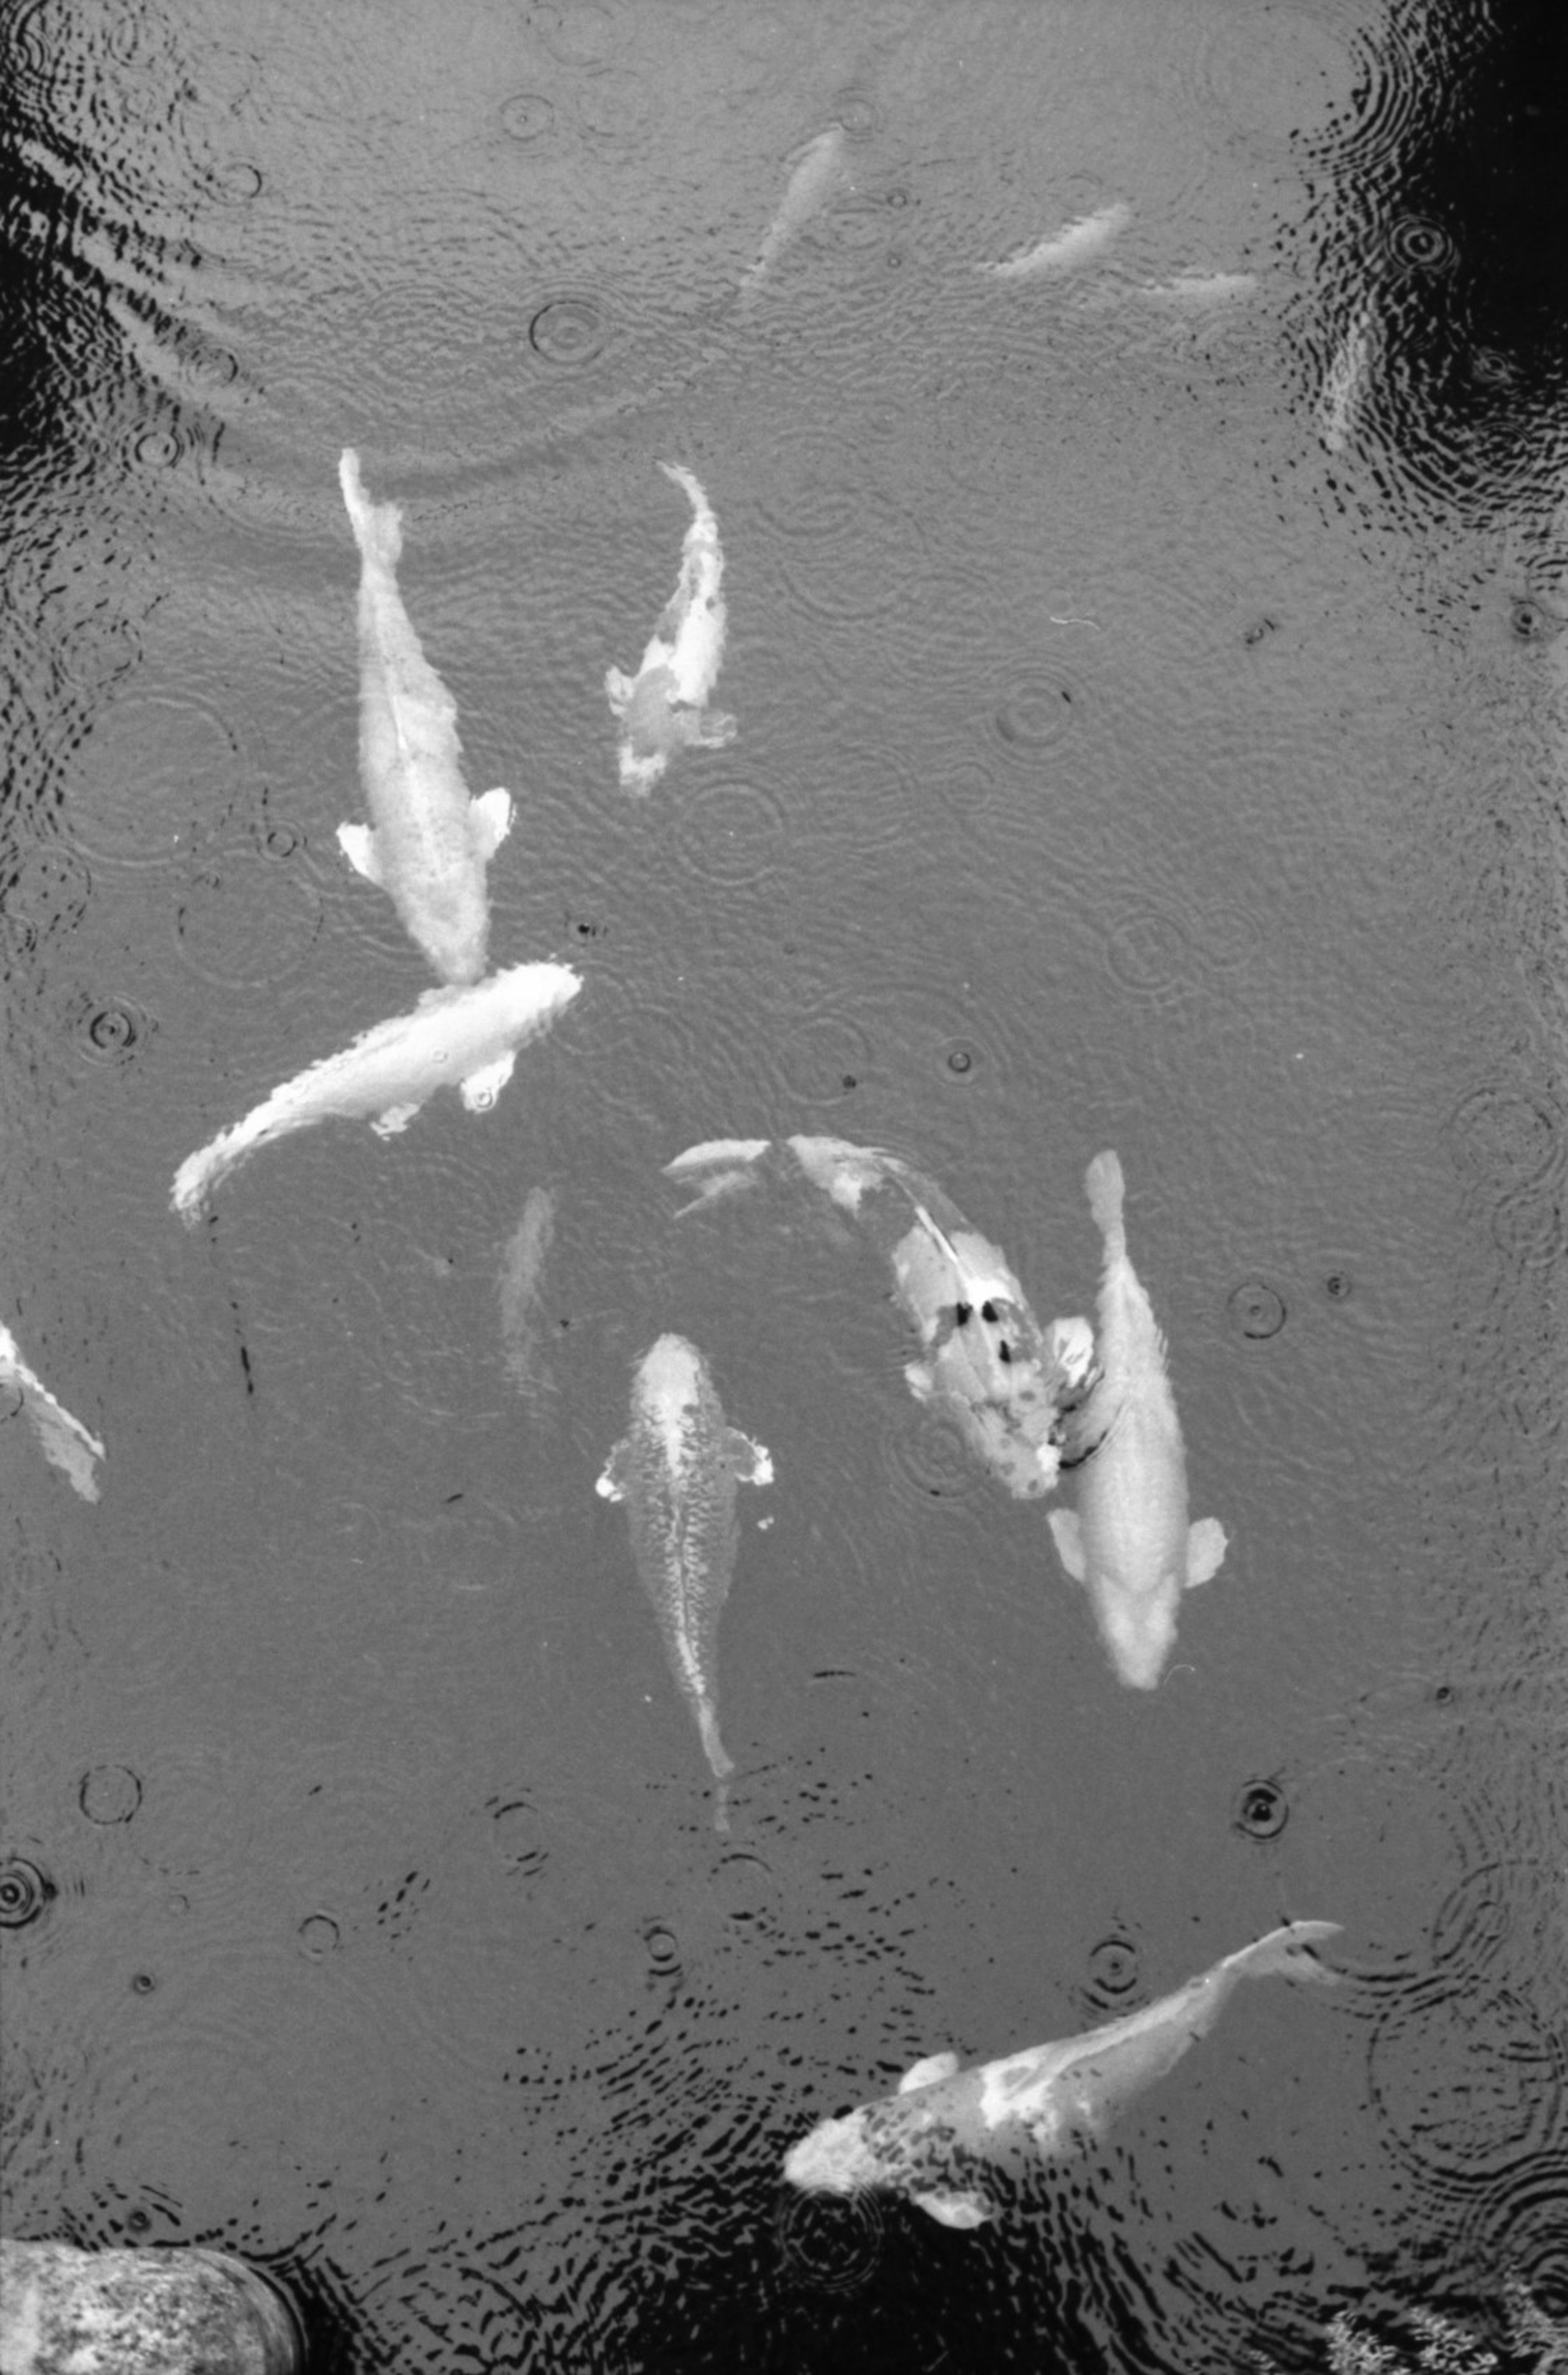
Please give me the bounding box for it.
[2,0,1565,2368]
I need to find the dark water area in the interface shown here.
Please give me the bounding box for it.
[1,0,1564,2368]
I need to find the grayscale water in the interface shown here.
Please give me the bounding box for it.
[2,0,1564,2368]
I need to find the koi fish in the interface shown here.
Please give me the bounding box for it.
[0,1320,104,1501]
[498,1184,557,1400]
[605,463,736,796]
[739,124,849,305]
[1048,1151,1227,1687]
[783,1920,1341,2229]
[978,200,1132,281]
[597,1334,771,1832]
[786,1136,1096,1499]
[336,448,513,984]
[171,961,581,1222]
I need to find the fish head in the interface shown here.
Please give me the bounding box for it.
[783,2109,879,2198]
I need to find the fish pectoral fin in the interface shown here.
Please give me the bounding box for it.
[1047,1506,1087,1582]
[1185,1515,1228,1586]
[693,706,737,748]
[471,787,514,857]
[595,1438,631,1502]
[372,1102,421,1138]
[912,2188,993,2231]
[899,2052,960,2093]
[724,1427,774,1489]
[460,1052,518,1113]
[336,821,385,885]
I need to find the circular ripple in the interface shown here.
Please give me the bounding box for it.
[487,1795,549,1881]
[500,91,555,141]
[80,1765,143,1823]
[752,431,880,549]
[174,843,323,988]
[200,158,263,203]
[1369,1985,1562,2186]
[1087,1936,1139,1996]
[1319,1267,1355,1305]
[537,2,612,64]
[777,1010,872,1102]
[775,2179,888,2294]
[1509,595,1563,645]
[62,691,248,871]
[296,1912,340,1960]
[710,1850,780,1934]
[835,94,879,139]
[1234,1778,1289,1839]
[1105,903,1196,997]
[642,1921,683,1985]
[529,296,608,367]
[1448,1085,1563,1189]
[1381,214,1459,275]
[1490,1185,1564,1272]
[127,423,184,471]
[771,488,919,628]
[1430,1860,1561,1984]
[0,1855,53,1927]
[55,615,141,694]
[882,1405,982,1511]
[1228,1279,1287,1340]
[1451,2154,1568,2301]
[672,779,787,885]
[68,994,149,1066]
[991,669,1085,755]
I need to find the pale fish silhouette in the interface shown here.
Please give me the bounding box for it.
[605,464,736,796]
[784,1920,1341,2229]
[336,448,513,983]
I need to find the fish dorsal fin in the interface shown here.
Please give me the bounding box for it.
[471,787,513,859]
[336,821,385,885]
[1185,1516,1228,1586]
[724,1427,773,1488]
[912,2188,992,2230]
[460,1051,518,1113]
[1048,1506,1087,1582]
[899,2052,960,2093]
[596,1439,631,1503]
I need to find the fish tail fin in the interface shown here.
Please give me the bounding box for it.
[339,447,403,568]
[1085,1149,1126,1251]
[1237,1920,1343,1987]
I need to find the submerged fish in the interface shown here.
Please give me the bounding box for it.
[171,961,581,1223]
[1048,1151,1227,1687]
[1316,299,1378,455]
[596,1334,771,1831]
[786,1135,1096,1499]
[664,1137,772,1218]
[784,1920,1341,2229]
[605,463,736,796]
[336,448,513,984]
[978,200,1132,281]
[738,124,849,305]
[498,1184,557,1400]
[0,1320,104,1502]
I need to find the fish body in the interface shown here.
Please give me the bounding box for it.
[171,961,581,1222]
[739,124,849,304]
[605,463,736,796]
[783,1920,1341,2229]
[1316,301,1377,454]
[0,1320,104,1501]
[337,448,513,983]
[596,1335,771,1831]
[978,200,1132,281]
[499,1185,557,1399]
[1048,1151,1226,1686]
[786,1136,1095,1499]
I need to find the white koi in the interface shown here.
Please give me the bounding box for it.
[171,961,581,1223]
[978,200,1132,281]
[605,464,736,796]
[336,448,513,984]
[1048,1151,1227,1686]
[739,125,849,306]
[784,1920,1341,2229]
[597,1335,771,1832]
[498,1184,557,1400]
[0,1320,104,1502]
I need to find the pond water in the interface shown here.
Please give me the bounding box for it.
[2,1,1564,2369]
